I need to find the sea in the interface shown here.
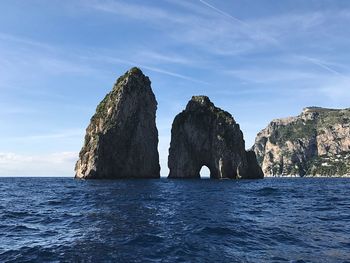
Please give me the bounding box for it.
[0,177,349,263]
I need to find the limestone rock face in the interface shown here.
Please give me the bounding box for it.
[168,96,263,179]
[253,107,350,177]
[75,67,160,179]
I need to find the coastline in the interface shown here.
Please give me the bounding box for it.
[264,174,350,178]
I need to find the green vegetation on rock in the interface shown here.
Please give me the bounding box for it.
[306,152,350,176]
[269,119,317,145]
[254,107,350,177]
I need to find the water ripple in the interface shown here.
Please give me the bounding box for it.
[0,177,349,262]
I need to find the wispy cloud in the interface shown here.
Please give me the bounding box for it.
[0,32,55,50]
[0,31,208,87]
[320,77,350,106]
[225,67,322,84]
[0,33,99,90]
[134,50,196,66]
[198,0,249,27]
[140,64,210,85]
[86,0,274,56]
[87,55,210,85]
[6,129,84,142]
[0,106,39,115]
[89,0,180,23]
[298,56,344,76]
[197,0,278,45]
[251,12,326,39]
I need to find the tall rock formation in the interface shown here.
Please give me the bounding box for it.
[75,67,160,179]
[253,107,350,177]
[168,96,264,179]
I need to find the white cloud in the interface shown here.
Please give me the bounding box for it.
[0,152,77,176]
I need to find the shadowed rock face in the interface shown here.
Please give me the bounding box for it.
[168,96,263,179]
[75,67,160,179]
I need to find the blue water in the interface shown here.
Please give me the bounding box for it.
[0,178,350,262]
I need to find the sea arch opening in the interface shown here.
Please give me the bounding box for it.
[199,165,211,179]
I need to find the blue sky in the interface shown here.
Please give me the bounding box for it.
[0,0,349,176]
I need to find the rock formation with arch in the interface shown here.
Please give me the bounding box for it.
[168,96,263,179]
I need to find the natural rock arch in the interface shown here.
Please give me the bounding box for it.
[199,165,210,178]
[168,96,263,179]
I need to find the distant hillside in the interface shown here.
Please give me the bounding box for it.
[253,107,350,177]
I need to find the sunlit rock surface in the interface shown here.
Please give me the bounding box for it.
[253,107,350,177]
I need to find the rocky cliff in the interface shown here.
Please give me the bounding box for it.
[168,96,263,179]
[75,67,160,179]
[253,107,350,177]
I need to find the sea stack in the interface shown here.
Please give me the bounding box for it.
[168,96,264,179]
[253,107,350,177]
[75,67,160,179]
